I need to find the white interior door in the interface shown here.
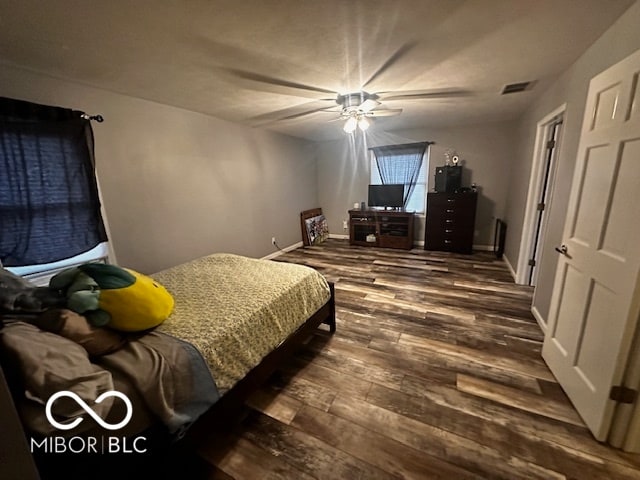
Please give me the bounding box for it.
[542,48,640,441]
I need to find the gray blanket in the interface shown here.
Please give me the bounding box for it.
[99,330,220,436]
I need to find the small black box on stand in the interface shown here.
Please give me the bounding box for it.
[434,165,462,193]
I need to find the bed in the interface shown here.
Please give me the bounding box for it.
[0,252,335,473]
[151,253,336,434]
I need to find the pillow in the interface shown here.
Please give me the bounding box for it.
[32,308,126,356]
[0,321,114,433]
[305,214,329,245]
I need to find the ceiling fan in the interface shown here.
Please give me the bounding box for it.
[328,91,402,132]
[219,42,469,130]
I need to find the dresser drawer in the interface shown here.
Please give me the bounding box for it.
[427,193,476,208]
[425,231,473,253]
[426,210,475,229]
[426,225,474,242]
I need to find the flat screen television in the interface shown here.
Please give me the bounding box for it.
[368,184,405,208]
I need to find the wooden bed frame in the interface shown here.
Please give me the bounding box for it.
[187,281,336,440]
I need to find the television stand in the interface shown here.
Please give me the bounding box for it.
[349,209,415,250]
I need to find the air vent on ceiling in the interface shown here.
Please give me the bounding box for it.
[501,81,533,94]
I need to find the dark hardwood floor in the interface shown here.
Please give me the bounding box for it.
[195,239,640,479]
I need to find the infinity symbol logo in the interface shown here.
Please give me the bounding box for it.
[45,391,133,431]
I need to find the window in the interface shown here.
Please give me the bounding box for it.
[369,142,430,213]
[0,96,108,281]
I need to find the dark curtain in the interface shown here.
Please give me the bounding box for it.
[371,142,430,207]
[0,96,107,267]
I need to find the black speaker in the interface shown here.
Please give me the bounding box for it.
[434,166,462,193]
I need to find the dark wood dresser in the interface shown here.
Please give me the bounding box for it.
[424,192,477,254]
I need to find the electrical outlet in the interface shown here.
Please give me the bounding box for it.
[343,220,348,229]
[271,237,277,246]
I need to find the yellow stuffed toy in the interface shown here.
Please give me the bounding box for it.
[49,263,174,332]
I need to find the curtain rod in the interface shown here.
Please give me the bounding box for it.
[368,141,434,150]
[80,113,104,123]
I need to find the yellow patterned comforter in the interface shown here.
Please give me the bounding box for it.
[151,253,330,393]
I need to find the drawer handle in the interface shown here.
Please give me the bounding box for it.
[445,219,454,224]
[446,209,454,213]
[444,240,452,244]
[447,199,455,203]
[445,229,453,233]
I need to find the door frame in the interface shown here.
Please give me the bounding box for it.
[516,104,566,293]
[609,306,640,451]
[528,119,563,286]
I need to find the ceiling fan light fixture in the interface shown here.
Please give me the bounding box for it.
[358,116,370,131]
[343,116,358,133]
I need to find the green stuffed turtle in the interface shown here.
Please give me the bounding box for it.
[50,263,174,332]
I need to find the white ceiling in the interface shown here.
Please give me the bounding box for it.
[0,0,635,141]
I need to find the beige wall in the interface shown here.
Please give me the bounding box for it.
[316,121,516,248]
[0,66,318,274]
[504,1,640,321]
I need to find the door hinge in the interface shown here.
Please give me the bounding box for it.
[547,139,556,149]
[528,259,536,267]
[610,386,637,404]
[537,202,545,211]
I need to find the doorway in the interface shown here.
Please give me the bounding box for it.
[527,117,563,285]
[516,105,565,288]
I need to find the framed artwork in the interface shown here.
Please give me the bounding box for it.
[305,215,329,245]
[300,208,329,246]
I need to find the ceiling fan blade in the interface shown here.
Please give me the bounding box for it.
[277,107,335,121]
[362,41,418,89]
[378,89,470,101]
[322,106,344,113]
[223,67,336,96]
[248,102,335,126]
[359,98,381,112]
[366,108,403,117]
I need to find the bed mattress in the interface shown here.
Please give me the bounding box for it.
[151,253,330,393]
